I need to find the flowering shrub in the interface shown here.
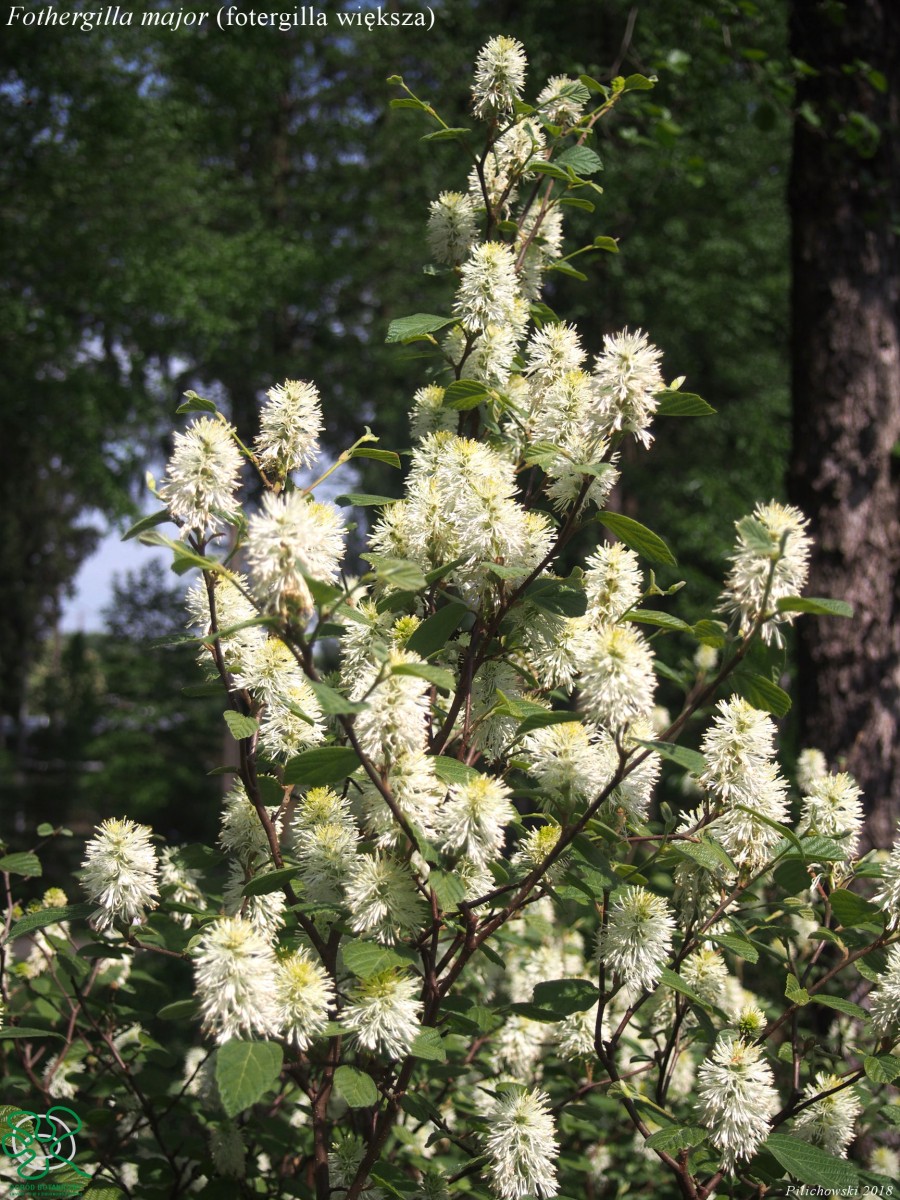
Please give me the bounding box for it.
[3,36,900,1200]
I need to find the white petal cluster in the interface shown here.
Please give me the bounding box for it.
[472,35,527,119]
[511,824,565,878]
[222,861,286,940]
[681,948,729,1007]
[469,120,546,215]
[434,773,515,864]
[719,501,812,646]
[246,490,345,616]
[579,623,656,731]
[159,848,204,927]
[518,206,565,301]
[875,823,900,927]
[341,969,422,1058]
[869,943,900,1037]
[696,1035,778,1171]
[492,1013,546,1077]
[218,781,280,869]
[793,1072,860,1157]
[81,818,160,931]
[484,1087,559,1200]
[345,854,425,944]
[797,771,863,857]
[358,748,444,848]
[159,415,243,537]
[194,916,279,1043]
[597,885,674,991]
[352,650,430,765]
[427,191,478,265]
[275,948,334,1049]
[584,544,644,623]
[410,384,456,441]
[591,329,664,448]
[185,572,265,673]
[536,75,586,128]
[255,379,323,475]
[454,242,521,333]
[293,787,360,902]
[796,746,828,794]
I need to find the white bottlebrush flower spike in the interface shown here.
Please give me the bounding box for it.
[719,500,812,645]
[597,885,674,991]
[194,916,280,1043]
[875,822,900,927]
[341,970,422,1059]
[793,1071,860,1157]
[434,773,515,865]
[796,746,828,794]
[484,1087,559,1200]
[275,948,334,1050]
[592,328,664,447]
[345,853,425,945]
[583,543,644,624]
[255,379,323,475]
[246,490,345,616]
[580,622,656,730]
[352,650,431,764]
[159,414,243,536]
[81,817,160,931]
[454,242,521,333]
[536,75,586,128]
[696,1035,778,1171]
[797,771,864,856]
[869,942,900,1037]
[218,781,280,869]
[472,35,527,119]
[427,191,478,265]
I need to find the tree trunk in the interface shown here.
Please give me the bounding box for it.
[789,0,900,848]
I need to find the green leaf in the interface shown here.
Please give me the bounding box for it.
[785,973,811,1005]
[158,999,198,1021]
[0,1027,64,1040]
[341,939,415,978]
[632,739,706,775]
[556,146,603,176]
[445,379,490,410]
[623,72,656,91]
[223,710,259,740]
[592,235,618,252]
[532,978,600,1016]
[774,857,813,895]
[430,869,466,912]
[829,888,883,928]
[243,867,297,897]
[216,1040,283,1117]
[334,493,398,508]
[308,680,367,716]
[515,710,580,738]
[864,1053,900,1084]
[550,262,588,282]
[559,197,596,213]
[529,161,573,182]
[122,508,170,541]
[708,931,759,964]
[597,512,676,566]
[776,596,854,619]
[644,1125,707,1153]
[655,391,716,417]
[36,822,55,837]
[283,746,361,787]
[408,1028,447,1062]
[406,602,468,659]
[623,609,692,632]
[363,554,428,592]
[692,618,727,646]
[385,313,457,343]
[734,673,792,717]
[813,995,868,1020]
[176,390,217,414]
[432,757,479,787]
[393,661,455,694]
[0,852,42,877]
[348,446,401,469]
[524,578,587,618]
[659,966,708,1007]
[764,1133,860,1188]
[8,903,93,941]
[674,838,736,876]
[421,126,472,142]
[334,1065,379,1108]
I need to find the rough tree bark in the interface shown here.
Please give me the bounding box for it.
[789,0,900,848]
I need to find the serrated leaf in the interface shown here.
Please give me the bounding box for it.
[735,673,792,717]
[216,1040,283,1117]
[334,493,399,508]
[176,391,217,414]
[632,739,706,775]
[597,512,676,566]
[445,379,490,410]
[644,1125,707,1153]
[122,508,170,541]
[655,391,716,417]
[393,661,455,693]
[529,161,573,181]
[556,146,603,175]
[515,710,580,738]
[341,939,415,978]
[764,1133,860,1188]
[432,757,479,787]
[334,1065,379,1108]
[158,999,198,1021]
[864,1053,900,1084]
[623,609,692,632]
[813,995,868,1020]
[659,966,707,1007]
[283,746,361,787]
[409,1028,447,1062]
[8,903,93,941]
[674,838,736,876]
[223,710,259,740]
[0,852,41,877]
[776,596,853,618]
[406,602,468,658]
[363,554,428,592]
[308,680,367,716]
[532,978,600,1016]
[243,867,297,897]
[623,73,656,91]
[524,579,587,618]
[708,931,759,963]
[385,313,457,344]
[829,888,883,928]
[785,973,810,1005]
[430,869,466,912]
